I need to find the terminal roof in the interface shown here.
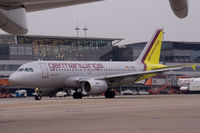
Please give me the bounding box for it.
[19,35,123,41]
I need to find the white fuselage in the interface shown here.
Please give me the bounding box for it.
[9,61,144,89]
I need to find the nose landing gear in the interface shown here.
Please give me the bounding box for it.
[35,95,42,100]
[34,88,42,100]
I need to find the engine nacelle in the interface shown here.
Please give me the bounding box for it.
[82,80,108,95]
[0,7,28,35]
[169,0,188,18]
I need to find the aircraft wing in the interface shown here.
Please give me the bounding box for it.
[13,0,103,12]
[0,0,103,35]
[2,0,187,15]
[152,64,196,71]
[93,67,182,87]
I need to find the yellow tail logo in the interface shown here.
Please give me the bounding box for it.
[142,30,163,65]
[136,29,165,71]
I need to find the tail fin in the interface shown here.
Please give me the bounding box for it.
[136,29,163,65]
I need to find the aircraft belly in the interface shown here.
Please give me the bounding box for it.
[64,77,82,88]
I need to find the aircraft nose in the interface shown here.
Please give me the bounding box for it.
[9,73,23,85]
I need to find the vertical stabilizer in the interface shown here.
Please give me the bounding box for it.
[136,29,163,66]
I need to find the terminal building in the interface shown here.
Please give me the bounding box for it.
[113,41,200,76]
[115,41,200,63]
[0,34,122,77]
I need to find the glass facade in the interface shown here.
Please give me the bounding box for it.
[112,46,133,61]
[119,41,200,74]
[15,36,114,61]
[0,64,21,71]
[0,35,120,62]
[0,34,121,72]
[123,41,200,63]
[0,35,16,44]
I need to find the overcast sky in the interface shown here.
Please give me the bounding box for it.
[2,0,200,44]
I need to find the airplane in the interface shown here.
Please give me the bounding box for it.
[0,0,188,35]
[9,29,189,100]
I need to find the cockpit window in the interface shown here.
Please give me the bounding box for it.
[29,68,34,72]
[18,68,24,71]
[17,68,34,72]
[24,68,29,72]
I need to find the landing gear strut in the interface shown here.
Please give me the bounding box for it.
[104,90,115,98]
[72,88,83,99]
[35,94,42,100]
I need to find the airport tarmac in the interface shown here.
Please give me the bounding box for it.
[0,95,200,133]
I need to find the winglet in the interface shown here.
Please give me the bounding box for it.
[192,64,196,71]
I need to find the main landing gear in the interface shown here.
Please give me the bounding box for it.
[72,89,115,99]
[35,95,42,100]
[72,88,83,99]
[104,90,115,98]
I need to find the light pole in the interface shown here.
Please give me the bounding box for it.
[75,25,80,37]
[83,25,88,38]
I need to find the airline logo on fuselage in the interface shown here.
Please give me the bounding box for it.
[48,63,104,69]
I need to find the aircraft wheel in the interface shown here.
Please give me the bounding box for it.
[35,95,42,100]
[73,92,83,99]
[105,90,115,98]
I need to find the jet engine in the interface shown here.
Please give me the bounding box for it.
[82,80,108,95]
[0,7,28,35]
[169,0,188,18]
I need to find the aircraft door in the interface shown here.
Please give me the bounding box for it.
[39,63,49,78]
